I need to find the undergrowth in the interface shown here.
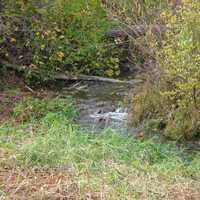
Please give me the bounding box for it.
[1,96,200,199]
[0,0,119,82]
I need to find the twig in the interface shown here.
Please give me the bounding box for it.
[25,85,34,93]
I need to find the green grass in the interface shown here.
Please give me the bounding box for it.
[1,96,200,199]
[13,96,78,122]
[19,120,200,174]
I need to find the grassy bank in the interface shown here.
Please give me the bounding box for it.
[0,95,200,199]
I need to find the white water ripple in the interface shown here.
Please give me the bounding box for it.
[90,108,128,122]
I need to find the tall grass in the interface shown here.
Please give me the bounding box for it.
[1,96,200,199]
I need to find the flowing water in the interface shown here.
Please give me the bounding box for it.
[59,80,135,133]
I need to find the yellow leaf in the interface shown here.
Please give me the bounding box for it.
[105,69,114,77]
[59,35,65,39]
[40,44,45,49]
[54,26,61,33]
[10,38,16,43]
[57,51,65,59]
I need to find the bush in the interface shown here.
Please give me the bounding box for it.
[130,0,200,140]
[0,0,119,81]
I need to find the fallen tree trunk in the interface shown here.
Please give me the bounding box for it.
[57,73,141,85]
[55,73,134,84]
[0,60,141,85]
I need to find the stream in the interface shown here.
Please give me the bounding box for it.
[58,79,142,134]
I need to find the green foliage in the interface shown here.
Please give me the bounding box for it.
[0,0,119,81]
[1,96,200,199]
[15,107,185,171]
[13,96,77,122]
[1,96,190,170]
[20,124,183,168]
[130,0,200,140]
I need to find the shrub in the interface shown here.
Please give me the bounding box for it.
[0,0,119,81]
[129,0,200,140]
